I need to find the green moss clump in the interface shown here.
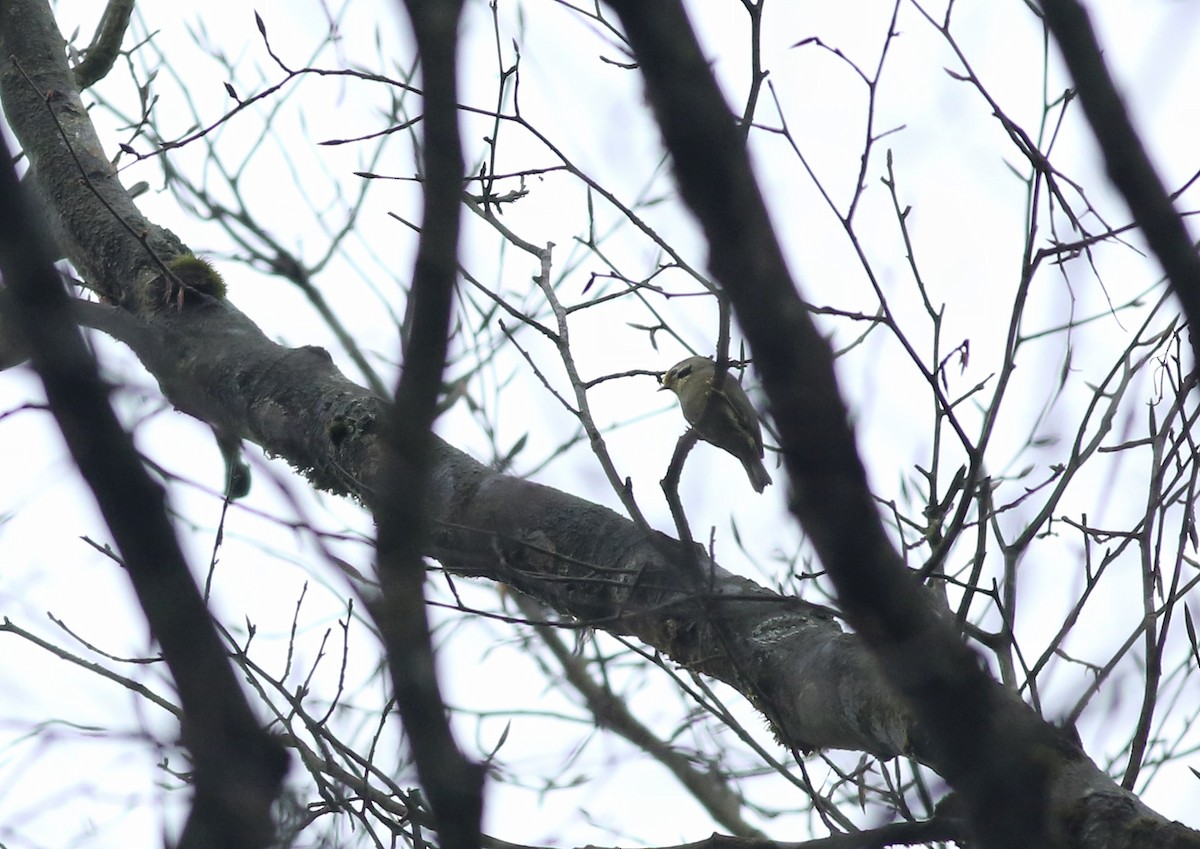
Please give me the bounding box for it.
[165,254,226,305]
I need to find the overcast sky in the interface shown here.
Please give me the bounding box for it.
[3,0,1200,845]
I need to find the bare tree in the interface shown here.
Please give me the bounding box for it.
[2,1,1200,848]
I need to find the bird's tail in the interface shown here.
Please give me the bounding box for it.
[744,457,773,493]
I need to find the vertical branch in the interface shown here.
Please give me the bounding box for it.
[371,2,483,849]
[0,104,285,849]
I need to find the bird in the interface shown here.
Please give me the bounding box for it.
[659,356,772,492]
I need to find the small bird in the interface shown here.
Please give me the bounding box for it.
[659,356,772,492]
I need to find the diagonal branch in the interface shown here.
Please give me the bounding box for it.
[0,12,287,849]
[1039,0,1200,374]
[597,2,1183,847]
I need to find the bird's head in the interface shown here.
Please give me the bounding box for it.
[659,356,713,396]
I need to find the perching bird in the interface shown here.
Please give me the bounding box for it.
[659,356,772,492]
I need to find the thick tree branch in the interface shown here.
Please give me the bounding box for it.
[0,5,185,308]
[1039,0,1200,375]
[0,11,287,849]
